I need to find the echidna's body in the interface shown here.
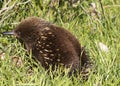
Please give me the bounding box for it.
[3,17,90,75]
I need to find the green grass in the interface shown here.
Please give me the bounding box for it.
[0,0,120,86]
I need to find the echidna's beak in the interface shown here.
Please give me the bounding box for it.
[2,31,14,35]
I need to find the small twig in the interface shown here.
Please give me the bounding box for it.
[0,0,11,13]
[104,5,120,8]
[0,0,31,26]
[99,0,105,18]
[99,0,110,28]
[0,1,17,16]
[3,0,11,7]
[16,0,31,5]
[9,22,19,25]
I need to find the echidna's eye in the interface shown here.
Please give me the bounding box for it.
[15,31,21,38]
[17,31,21,36]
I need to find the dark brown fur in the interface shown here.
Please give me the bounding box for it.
[10,17,91,75]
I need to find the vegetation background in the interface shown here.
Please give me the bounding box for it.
[0,0,120,86]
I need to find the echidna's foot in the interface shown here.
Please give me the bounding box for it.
[81,61,94,80]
